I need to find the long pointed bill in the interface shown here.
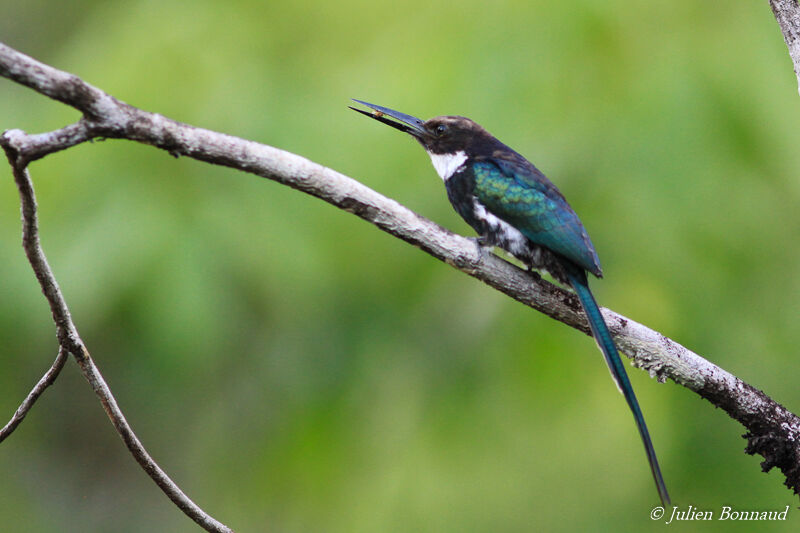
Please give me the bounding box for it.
[349,99,426,137]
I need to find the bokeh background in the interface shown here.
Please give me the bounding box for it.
[2,1,800,531]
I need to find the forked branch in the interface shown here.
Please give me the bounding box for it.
[1,129,233,532]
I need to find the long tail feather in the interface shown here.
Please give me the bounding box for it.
[564,266,671,507]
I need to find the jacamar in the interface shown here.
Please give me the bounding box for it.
[350,99,670,506]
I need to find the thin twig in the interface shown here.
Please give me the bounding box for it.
[72,349,234,533]
[4,146,82,350]
[0,347,68,442]
[2,131,234,533]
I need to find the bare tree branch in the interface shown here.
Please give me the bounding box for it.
[770,0,800,94]
[1,35,799,528]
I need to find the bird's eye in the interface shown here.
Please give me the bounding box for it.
[435,124,447,136]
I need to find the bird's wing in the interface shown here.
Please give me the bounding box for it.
[472,153,602,276]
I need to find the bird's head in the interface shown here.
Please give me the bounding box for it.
[349,99,493,156]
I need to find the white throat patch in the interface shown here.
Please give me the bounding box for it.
[428,150,467,181]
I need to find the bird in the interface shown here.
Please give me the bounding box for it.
[350,99,670,506]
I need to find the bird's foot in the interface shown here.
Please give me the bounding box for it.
[469,236,491,257]
[467,237,494,259]
[521,262,543,280]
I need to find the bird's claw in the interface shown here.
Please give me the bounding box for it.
[469,236,491,256]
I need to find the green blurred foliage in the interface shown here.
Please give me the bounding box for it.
[1,0,799,531]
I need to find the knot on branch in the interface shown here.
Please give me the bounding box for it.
[337,196,379,220]
[633,349,672,384]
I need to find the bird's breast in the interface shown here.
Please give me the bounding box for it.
[469,198,529,256]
